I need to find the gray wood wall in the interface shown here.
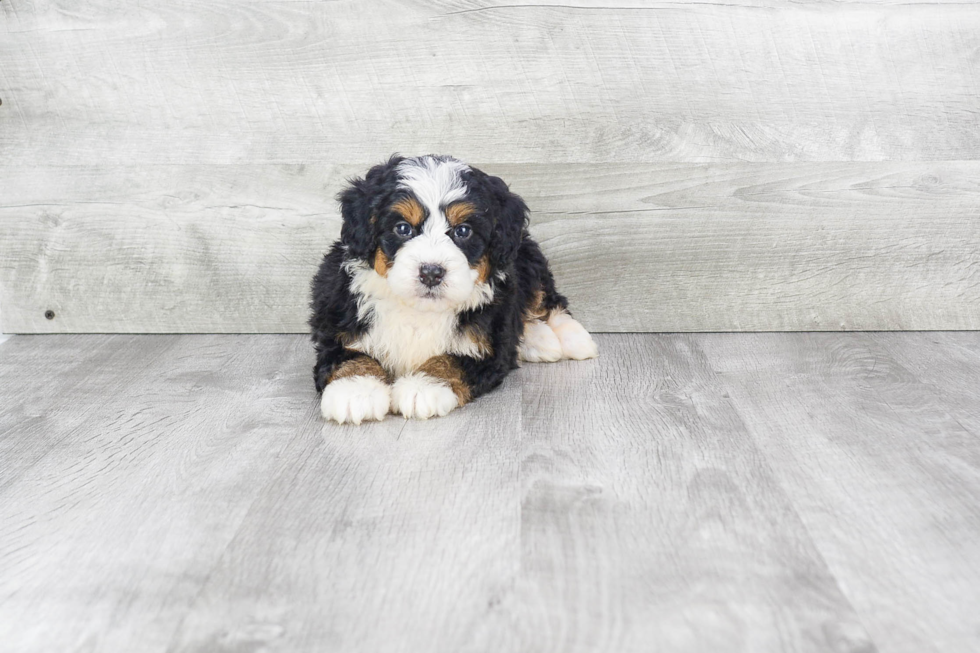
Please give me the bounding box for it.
[2,0,979,333]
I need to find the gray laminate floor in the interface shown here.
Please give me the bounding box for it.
[1,333,978,653]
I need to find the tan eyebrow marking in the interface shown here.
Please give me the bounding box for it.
[391,197,425,227]
[445,201,476,227]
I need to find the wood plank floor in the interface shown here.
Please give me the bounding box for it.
[1,333,978,653]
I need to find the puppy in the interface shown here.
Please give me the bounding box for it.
[310,154,597,423]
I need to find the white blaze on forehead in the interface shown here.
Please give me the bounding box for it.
[375,156,489,323]
[396,156,469,237]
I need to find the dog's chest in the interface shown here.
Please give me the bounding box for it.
[349,295,480,377]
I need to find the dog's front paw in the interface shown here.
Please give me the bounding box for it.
[320,376,391,424]
[548,312,599,360]
[390,373,459,420]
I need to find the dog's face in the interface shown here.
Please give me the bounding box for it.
[338,155,526,312]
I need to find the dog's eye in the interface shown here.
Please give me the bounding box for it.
[393,221,414,238]
[453,224,472,240]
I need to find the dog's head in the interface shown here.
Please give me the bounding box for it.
[338,155,527,312]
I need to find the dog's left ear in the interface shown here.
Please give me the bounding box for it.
[485,174,529,270]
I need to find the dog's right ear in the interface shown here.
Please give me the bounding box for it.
[337,177,375,260]
[337,155,403,260]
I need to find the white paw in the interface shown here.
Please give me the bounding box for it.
[320,375,391,424]
[518,320,563,362]
[390,373,459,420]
[548,312,599,360]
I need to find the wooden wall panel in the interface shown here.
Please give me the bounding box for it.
[1,1,979,164]
[2,162,978,333]
[2,0,979,332]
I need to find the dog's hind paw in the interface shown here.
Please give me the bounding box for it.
[548,312,599,360]
[518,319,563,362]
[321,375,391,424]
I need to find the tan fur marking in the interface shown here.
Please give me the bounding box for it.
[545,307,566,321]
[328,355,389,384]
[445,201,476,227]
[463,325,493,358]
[417,355,471,405]
[392,197,425,227]
[474,255,491,284]
[524,289,548,322]
[374,248,391,277]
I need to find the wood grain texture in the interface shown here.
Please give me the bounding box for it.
[0,335,177,494]
[2,0,980,164]
[3,161,979,333]
[3,333,979,651]
[0,335,316,653]
[4,0,980,332]
[867,332,980,412]
[509,334,874,652]
[0,164,341,334]
[700,332,980,653]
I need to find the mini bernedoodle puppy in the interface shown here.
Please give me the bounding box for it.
[310,154,598,423]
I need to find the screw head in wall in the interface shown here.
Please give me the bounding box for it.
[45,310,55,320]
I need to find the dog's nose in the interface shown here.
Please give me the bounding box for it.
[419,263,446,288]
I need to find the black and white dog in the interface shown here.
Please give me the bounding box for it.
[310,155,597,423]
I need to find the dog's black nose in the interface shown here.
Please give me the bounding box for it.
[419,263,446,288]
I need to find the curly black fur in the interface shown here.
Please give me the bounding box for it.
[310,155,568,404]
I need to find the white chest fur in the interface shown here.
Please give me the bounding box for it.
[345,263,487,377]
